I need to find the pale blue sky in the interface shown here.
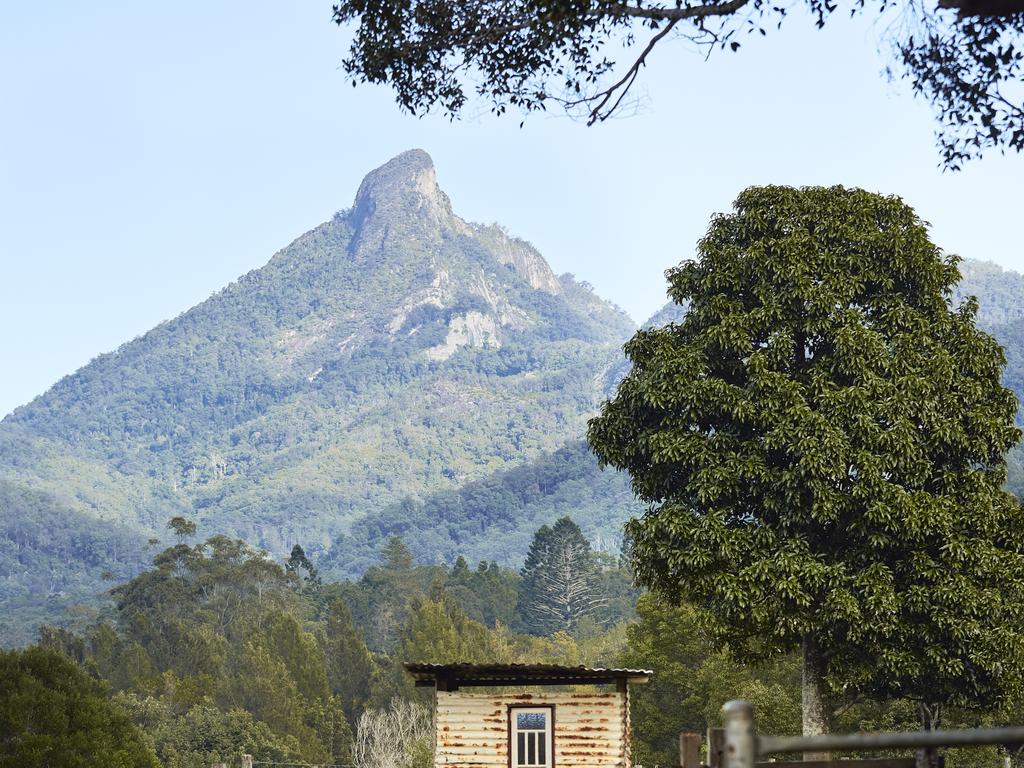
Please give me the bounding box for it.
[2,2,1022,418]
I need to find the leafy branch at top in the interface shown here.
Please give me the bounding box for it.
[333,0,1024,169]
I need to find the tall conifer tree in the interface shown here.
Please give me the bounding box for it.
[518,517,602,634]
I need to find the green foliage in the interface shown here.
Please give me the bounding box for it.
[98,533,352,765]
[333,1,1024,169]
[621,594,801,766]
[444,556,520,628]
[116,693,305,768]
[167,517,196,543]
[285,543,321,594]
[337,536,428,652]
[0,646,158,768]
[517,516,605,634]
[334,524,636,653]
[370,582,633,708]
[321,598,376,724]
[590,185,1024,714]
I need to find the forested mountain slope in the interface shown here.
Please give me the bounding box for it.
[324,440,641,578]
[0,150,634,643]
[3,158,1023,647]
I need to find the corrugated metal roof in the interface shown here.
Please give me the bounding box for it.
[403,662,652,688]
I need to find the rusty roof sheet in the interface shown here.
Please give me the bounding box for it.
[403,662,652,688]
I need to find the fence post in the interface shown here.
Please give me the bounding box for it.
[916,748,944,768]
[241,756,253,768]
[680,732,702,768]
[722,700,756,768]
[707,728,726,768]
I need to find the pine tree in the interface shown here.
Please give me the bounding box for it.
[517,517,603,635]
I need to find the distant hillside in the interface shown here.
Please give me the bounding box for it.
[323,440,641,578]
[953,259,1024,329]
[0,150,635,644]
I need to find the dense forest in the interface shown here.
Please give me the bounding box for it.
[0,516,800,768]
[8,513,1015,768]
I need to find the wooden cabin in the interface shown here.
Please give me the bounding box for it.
[404,663,652,768]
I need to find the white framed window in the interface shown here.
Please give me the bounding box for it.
[510,707,553,768]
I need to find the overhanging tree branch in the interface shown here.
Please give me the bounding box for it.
[561,18,682,124]
[334,0,1024,168]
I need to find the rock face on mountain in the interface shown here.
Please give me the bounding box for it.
[0,150,635,643]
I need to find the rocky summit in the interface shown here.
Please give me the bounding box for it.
[0,150,638,643]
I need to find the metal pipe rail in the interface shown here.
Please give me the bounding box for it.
[758,727,1024,757]
[720,700,1024,768]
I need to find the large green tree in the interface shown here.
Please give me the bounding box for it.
[588,185,1024,736]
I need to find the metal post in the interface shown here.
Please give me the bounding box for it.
[723,700,756,768]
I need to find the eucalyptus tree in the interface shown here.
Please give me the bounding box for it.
[589,185,1024,735]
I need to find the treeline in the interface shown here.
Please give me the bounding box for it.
[6,514,1006,768]
[324,440,641,578]
[2,513,802,768]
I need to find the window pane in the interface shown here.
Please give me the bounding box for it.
[518,732,526,766]
[538,734,546,765]
[528,733,536,765]
[517,712,546,730]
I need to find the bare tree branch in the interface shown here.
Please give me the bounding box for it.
[562,19,682,124]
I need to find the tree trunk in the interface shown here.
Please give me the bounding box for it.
[802,634,831,761]
[916,703,942,768]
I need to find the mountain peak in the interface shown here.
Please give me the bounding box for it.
[357,148,435,193]
[350,149,458,241]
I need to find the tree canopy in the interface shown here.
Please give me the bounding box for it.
[332,0,1024,169]
[0,646,158,768]
[588,185,1024,733]
[517,516,604,634]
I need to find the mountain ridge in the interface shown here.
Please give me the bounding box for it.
[0,150,637,643]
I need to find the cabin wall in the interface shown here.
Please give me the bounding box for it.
[435,690,630,768]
